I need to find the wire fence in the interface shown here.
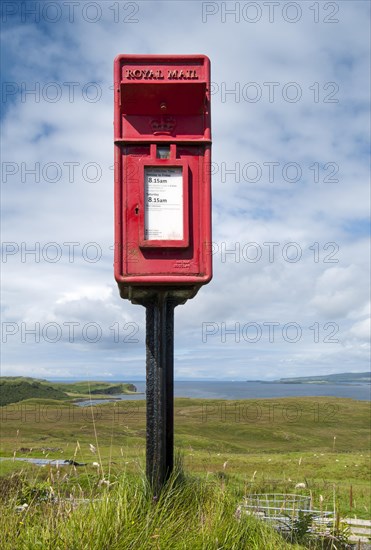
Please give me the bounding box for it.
[240,493,334,534]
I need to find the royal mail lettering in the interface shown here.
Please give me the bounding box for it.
[125,68,199,80]
[125,69,165,79]
[167,69,198,80]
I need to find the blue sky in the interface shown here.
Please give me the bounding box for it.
[1,0,370,381]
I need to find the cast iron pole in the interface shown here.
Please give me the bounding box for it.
[145,291,176,493]
[133,287,197,493]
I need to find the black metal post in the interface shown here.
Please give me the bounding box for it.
[145,291,176,493]
[129,286,198,493]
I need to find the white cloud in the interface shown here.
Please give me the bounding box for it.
[1,0,370,380]
[310,266,368,318]
[349,318,371,342]
[56,286,113,305]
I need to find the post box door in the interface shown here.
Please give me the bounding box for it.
[121,144,209,278]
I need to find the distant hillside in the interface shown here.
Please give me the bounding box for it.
[52,381,137,395]
[0,380,68,407]
[246,372,370,384]
[0,376,48,383]
[0,378,137,406]
[277,372,370,384]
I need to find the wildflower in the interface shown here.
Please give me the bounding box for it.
[235,505,242,521]
[15,503,28,513]
[98,479,111,487]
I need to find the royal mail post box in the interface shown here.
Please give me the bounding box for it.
[114,54,212,301]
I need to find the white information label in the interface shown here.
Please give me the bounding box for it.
[144,166,183,240]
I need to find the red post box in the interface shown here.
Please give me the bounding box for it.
[114,54,212,302]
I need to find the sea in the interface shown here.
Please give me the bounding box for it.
[73,380,370,406]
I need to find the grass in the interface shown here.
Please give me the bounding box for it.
[0,396,369,548]
[0,462,327,550]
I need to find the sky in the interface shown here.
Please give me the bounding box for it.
[1,0,370,381]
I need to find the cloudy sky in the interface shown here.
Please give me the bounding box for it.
[1,0,370,381]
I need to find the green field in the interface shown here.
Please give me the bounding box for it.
[0,395,369,548]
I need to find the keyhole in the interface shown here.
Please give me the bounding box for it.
[135,206,139,215]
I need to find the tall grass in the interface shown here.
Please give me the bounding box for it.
[0,464,306,550]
